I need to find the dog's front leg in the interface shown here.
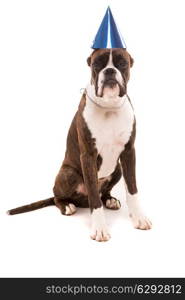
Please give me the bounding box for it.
[120,146,152,230]
[80,152,111,242]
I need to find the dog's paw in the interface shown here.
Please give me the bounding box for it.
[64,203,77,216]
[105,197,121,210]
[90,225,111,242]
[90,207,111,242]
[127,193,152,230]
[129,213,152,230]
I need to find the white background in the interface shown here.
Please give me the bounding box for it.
[0,0,185,277]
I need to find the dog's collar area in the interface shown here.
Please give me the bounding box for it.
[84,89,127,110]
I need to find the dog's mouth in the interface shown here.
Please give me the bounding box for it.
[100,79,125,98]
[103,79,118,88]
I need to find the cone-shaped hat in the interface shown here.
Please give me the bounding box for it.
[92,7,126,49]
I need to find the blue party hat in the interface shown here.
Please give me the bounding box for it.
[92,6,126,49]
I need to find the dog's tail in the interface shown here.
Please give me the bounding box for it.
[7,197,55,215]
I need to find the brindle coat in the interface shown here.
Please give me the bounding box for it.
[7,49,137,215]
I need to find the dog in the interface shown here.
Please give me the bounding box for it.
[7,48,152,242]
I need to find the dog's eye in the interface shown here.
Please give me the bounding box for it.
[116,61,128,69]
[92,62,102,71]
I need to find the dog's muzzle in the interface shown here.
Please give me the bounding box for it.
[102,68,125,97]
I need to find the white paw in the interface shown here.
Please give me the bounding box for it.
[129,213,152,230]
[65,203,77,215]
[105,198,121,210]
[90,225,111,242]
[126,193,152,230]
[90,207,111,242]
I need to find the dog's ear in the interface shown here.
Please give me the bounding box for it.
[87,56,91,67]
[129,55,134,68]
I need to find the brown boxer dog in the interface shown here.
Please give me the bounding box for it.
[7,48,152,242]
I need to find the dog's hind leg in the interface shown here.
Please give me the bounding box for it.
[54,198,77,215]
[101,163,122,210]
[53,165,88,215]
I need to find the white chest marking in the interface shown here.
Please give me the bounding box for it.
[83,95,134,178]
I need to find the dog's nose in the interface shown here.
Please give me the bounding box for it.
[103,68,116,76]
